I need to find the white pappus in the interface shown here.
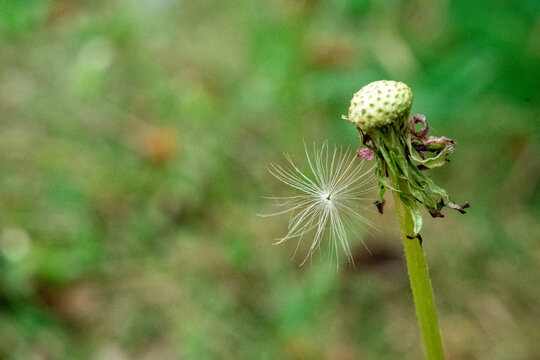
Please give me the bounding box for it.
[261,142,376,266]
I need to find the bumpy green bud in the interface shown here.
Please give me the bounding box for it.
[346,80,413,132]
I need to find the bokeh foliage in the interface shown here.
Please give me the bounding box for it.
[0,0,539,359]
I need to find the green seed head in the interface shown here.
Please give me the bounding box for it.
[346,80,413,132]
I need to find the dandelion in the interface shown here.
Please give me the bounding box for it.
[261,142,375,265]
[264,80,469,359]
[343,80,469,359]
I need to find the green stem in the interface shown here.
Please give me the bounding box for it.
[391,181,445,360]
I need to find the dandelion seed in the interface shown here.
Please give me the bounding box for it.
[260,142,376,266]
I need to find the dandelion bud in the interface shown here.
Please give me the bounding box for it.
[346,80,413,132]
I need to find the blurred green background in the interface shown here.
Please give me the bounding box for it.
[1,0,539,359]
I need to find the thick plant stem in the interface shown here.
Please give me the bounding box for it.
[391,182,445,360]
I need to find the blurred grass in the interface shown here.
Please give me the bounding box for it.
[0,0,539,359]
